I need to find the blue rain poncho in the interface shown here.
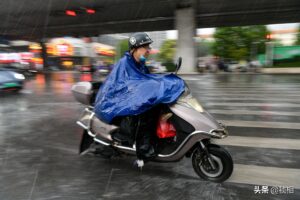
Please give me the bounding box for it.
[94,52,185,123]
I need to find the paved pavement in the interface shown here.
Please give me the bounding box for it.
[0,72,299,200]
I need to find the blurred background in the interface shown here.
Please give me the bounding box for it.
[1,23,300,75]
[0,0,300,86]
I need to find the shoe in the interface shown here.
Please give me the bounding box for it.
[139,144,157,160]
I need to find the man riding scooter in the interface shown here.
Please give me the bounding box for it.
[94,32,185,161]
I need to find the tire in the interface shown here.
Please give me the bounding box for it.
[192,144,233,183]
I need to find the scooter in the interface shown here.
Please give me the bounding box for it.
[72,57,233,183]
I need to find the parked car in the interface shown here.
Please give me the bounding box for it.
[227,60,249,72]
[0,63,37,76]
[249,60,262,72]
[0,68,25,92]
[197,57,211,72]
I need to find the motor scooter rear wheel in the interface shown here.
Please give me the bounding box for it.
[192,144,233,183]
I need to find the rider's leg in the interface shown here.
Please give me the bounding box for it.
[135,106,160,160]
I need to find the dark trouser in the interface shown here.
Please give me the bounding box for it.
[135,106,160,160]
[115,106,160,160]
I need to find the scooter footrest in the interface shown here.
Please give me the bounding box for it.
[112,132,132,146]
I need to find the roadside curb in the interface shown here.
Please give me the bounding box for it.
[178,67,300,75]
[260,68,300,74]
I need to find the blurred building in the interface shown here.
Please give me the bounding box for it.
[269,29,298,45]
[96,34,130,47]
[97,31,167,50]
[196,28,299,46]
[46,37,115,71]
[147,31,167,50]
[196,34,214,42]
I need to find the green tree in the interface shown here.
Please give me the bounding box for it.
[158,39,176,62]
[196,39,214,57]
[213,25,268,61]
[116,39,128,60]
[158,39,177,71]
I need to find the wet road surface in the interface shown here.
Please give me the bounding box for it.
[0,72,299,200]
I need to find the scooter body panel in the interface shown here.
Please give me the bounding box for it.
[91,116,116,141]
[77,108,116,142]
[169,103,222,132]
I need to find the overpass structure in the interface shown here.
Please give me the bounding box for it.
[1,0,300,72]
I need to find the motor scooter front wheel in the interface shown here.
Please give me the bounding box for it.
[192,144,233,183]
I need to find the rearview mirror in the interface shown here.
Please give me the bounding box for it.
[174,57,182,74]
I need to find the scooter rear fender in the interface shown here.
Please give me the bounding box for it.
[77,108,117,141]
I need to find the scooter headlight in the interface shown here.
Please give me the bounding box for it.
[186,97,204,112]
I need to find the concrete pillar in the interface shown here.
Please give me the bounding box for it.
[175,3,196,73]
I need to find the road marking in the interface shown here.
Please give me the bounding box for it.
[228,164,300,189]
[28,169,39,200]
[198,97,300,103]
[205,102,300,108]
[193,92,300,97]
[209,109,300,116]
[190,86,300,89]
[194,87,300,90]
[34,102,80,106]
[213,136,300,150]
[19,89,33,94]
[196,89,300,94]
[219,120,300,129]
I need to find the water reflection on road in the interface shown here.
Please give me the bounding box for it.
[22,72,103,95]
